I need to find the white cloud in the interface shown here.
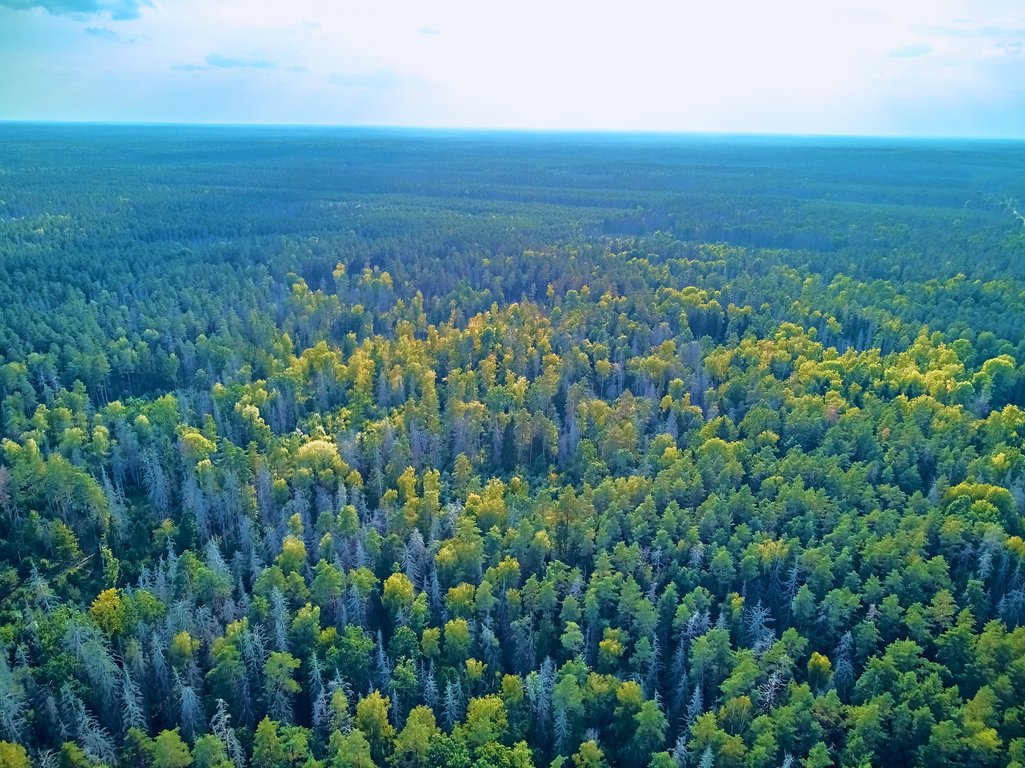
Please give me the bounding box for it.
[0,0,152,20]
[1,0,1024,136]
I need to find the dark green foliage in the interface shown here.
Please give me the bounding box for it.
[1,126,1025,768]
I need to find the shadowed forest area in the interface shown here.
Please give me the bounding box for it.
[2,125,1025,768]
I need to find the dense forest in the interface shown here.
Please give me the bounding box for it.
[2,125,1025,768]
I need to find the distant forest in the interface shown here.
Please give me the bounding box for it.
[2,126,1025,768]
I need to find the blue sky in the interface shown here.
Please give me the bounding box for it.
[1,0,1024,137]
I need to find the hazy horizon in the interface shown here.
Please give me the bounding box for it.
[3,120,1025,145]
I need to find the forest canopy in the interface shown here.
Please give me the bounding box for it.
[2,126,1025,768]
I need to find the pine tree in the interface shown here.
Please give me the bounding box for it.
[0,648,28,743]
[120,667,146,735]
[211,699,245,768]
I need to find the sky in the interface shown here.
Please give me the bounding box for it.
[1,0,1024,137]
